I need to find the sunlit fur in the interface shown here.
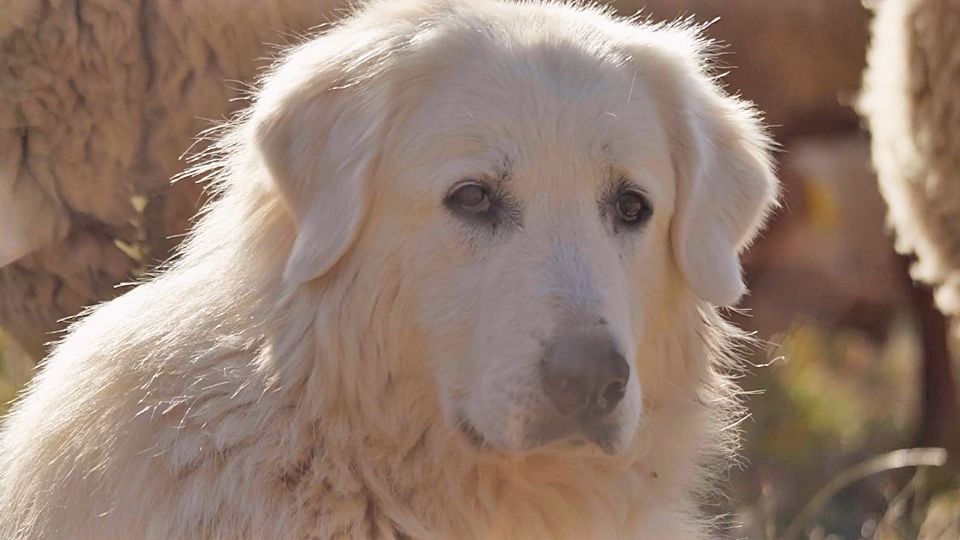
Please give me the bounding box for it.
[0,1,778,538]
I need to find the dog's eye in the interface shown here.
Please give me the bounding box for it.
[446,183,491,214]
[614,191,653,226]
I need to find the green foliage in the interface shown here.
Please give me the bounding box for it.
[749,319,919,467]
[732,316,960,539]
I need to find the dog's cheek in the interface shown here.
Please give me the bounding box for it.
[407,257,483,420]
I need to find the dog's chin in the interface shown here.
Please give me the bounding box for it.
[455,415,631,457]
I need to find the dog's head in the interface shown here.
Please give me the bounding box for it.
[250,1,777,455]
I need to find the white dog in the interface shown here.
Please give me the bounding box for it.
[0,1,778,538]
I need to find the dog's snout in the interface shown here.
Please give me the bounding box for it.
[540,331,629,418]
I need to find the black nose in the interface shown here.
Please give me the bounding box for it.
[540,330,629,417]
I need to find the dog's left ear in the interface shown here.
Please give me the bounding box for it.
[654,40,780,306]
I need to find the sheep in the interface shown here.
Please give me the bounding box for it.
[858,0,960,450]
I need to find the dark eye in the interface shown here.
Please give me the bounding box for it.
[614,190,653,226]
[446,182,491,214]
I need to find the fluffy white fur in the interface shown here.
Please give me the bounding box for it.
[0,1,778,538]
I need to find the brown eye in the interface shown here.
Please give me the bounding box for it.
[615,191,652,225]
[447,183,491,213]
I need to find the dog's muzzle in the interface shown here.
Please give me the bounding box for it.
[535,328,629,452]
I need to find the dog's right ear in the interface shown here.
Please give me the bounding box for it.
[250,27,399,285]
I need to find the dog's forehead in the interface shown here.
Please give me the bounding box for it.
[397,25,675,200]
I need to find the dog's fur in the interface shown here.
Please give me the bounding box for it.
[0,1,778,538]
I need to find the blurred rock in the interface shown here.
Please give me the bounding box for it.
[615,0,870,140]
[739,135,909,340]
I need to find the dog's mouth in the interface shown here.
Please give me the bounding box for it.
[456,416,488,449]
[455,415,620,455]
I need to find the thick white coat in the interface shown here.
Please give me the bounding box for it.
[0,1,778,538]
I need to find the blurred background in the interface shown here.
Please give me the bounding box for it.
[1,1,958,538]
